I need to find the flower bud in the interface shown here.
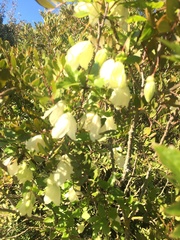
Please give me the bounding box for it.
[95,49,108,67]
[144,76,155,102]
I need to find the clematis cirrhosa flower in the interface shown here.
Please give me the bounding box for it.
[3,157,19,176]
[74,2,100,26]
[51,112,77,140]
[100,59,127,89]
[100,116,117,133]
[55,155,73,185]
[83,112,101,141]
[16,162,33,184]
[109,3,129,31]
[66,41,94,71]
[44,173,61,206]
[26,135,46,153]
[42,101,65,126]
[17,192,35,217]
[112,147,125,168]
[110,86,130,108]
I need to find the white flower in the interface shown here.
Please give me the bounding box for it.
[56,155,73,183]
[51,112,77,140]
[3,157,18,176]
[42,101,65,126]
[17,192,35,217]
[83,112,101,141]
[74,2,100,26]
[66,41,94,71]
[110,86,130,108]
[112,147,125,168]
[100,116,117,133]
[44,174,61,206]
[65,187,79,202]
[109,3,129,31]
[16,162,33,184]
[100,59,127,89]
[26,135,46,153]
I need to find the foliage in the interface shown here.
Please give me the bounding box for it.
[0,0,20,45]
[0,0,180,239]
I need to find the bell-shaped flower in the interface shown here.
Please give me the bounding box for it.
[16,162,33,184]
[112,147,125,168]
[83,112,101,141]
[42,101,65,126]
[144,75,155,103]
[3,157,19,176]
[109,3,129,31]
[65,187,79,202]
[51,112,77,140]
[110,86,130,108]
[17,192,35,217]
[66,41,94,71]
[100,116,117,133]
[55,155,73,186]
[74,2,100,26]
[100,59,127,89]
[44,174,61,206]
[26,135,46,153]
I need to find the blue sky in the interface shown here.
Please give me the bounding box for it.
[3,0,45,25]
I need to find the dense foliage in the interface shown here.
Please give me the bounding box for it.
[0,1,180,239]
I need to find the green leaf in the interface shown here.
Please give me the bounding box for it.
[146,1,164,9]
[154,144,180,185]
[127,15,146,23]
[125,55,141,64]
[139,23,154,42]
[171,225,180,238]
[160,39,180,55]
[44,217,54,223]
[165,201,180,216]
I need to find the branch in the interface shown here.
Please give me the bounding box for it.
[160,114,174,144]
[122,111,138,182]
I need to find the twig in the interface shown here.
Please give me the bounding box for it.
[160,114,174,144]
[121,112,138,182]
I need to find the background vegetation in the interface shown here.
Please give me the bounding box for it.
[0,0,180,239]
